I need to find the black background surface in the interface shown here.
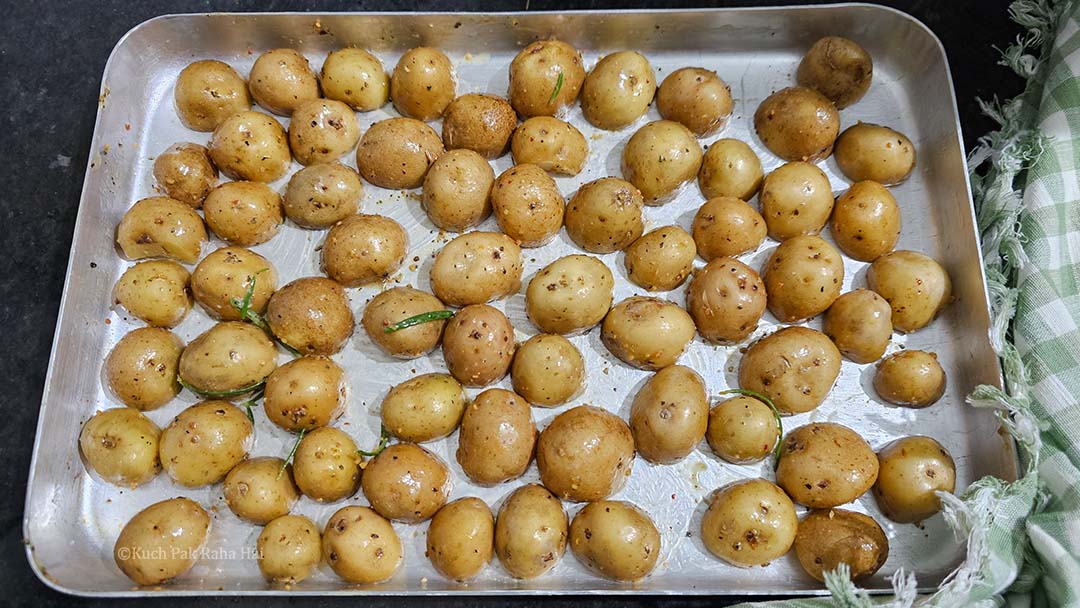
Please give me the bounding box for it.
[0,1,1022,605]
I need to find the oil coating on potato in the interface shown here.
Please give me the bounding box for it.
[797,37,873,109]
[266,277,355,356]
[153,143,218,208]
[629,365,708,464]
[706,395,779,464]
[763,235,844,322]
[456,388,536,485]
[621,120,703,204]
[867,250,952,332]
[426,497,494,582]
[356,117,444,189]
[391,47,456,121]
[248,48,319,116]
[361,443,451,523]
[760,161,834,240]
[830,180,901,261]
[288,99,361,166]
[776,422,879,508]
[508,39,586,117]
[264,356,347,431]
[691,196,767,260]
[380,373,467,442]
[873,435,956,523]
[656,67,733,137]
[442,93,517,159]
[834,123,916,185]
[113,260,192,328]
[686,257,767,344]
[292,426,360,502]
[321,47,389,112]
[511,334,584,407]
[105,327,183,411]
[624,226,697,291]
[116,196,208,264]
[174,60,251,131]
[191,246,277,321]
[178,322,277,393]
[510,117,588,176]
[114,497,210,585]
[526,254,614,335]
[700,478,797,567]
[698,139,764,201]
[159,401,253,487]
[601,296,696,371]
[823,289,893,364]
[794,509,888,582]
[322,214,408,287]
[442,304,515,387]
[754,86,839,162]
[430,231,523,306]
[362,286,448,359]
[494,483,568,579]
[565,177,644,253]
[79,408,161,488]
[491,164,565,247]
[421,149,494,232]
[536,405,635,502]
[203,181,283,247]
[223,456,300,524]
[208,111,291,182]
[283,162,364,229]
[569,500,661,581]
[873,350,946,407]
[322,506,402,584]
[257,514,322,584]
[581,51,656,131]
[738,326,841,415]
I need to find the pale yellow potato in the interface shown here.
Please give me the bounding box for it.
[426,497,494,582]
[421,148,494,232]
[391,47,456,120]
[283,162,363,229]
[266,277,354,356]
[570,501,661,581]
[508,39,586,117]
[823,289,893,363]
[526,254,614,334]
[380,373,467,442]
[178,322,277,394]
[491,164,565,247]
[114,498,210,585]
[656,67,733,136]
[356,117,444,189]
[174,60,251,131]
[362,286,448,359]
[456,388,536,485]
[830,180,901,261]
[430,231,523,306]
[565,177,644,253]
[264,356,347,432]
[753,86,839,162]
[706,395,779,464]
[873,350,946,407]
[623,226,696,291]
[443,93,517,159]
[321,47,389,112]
[292,426,360,502]
[208,111,291,182]
[738,326,841,415]
[104,327,183,411]
[191,246,277,321]
[698,138,764,201]
[760,161,834,240]
[621,120,702,204]
[153,143,218,208]
[581,51,656,130]
[257,514,322,583]
[600,296,695,371]
[322,214,408,287]
[700,479,797,567]
[686,257,766,344]
[494,484,568,578]
[203,181,283,247]
[159,401,253,487]
[223,457,300,524]
[763,235,844,322]
[776,422,879,508]
[834,122,916,185]
[873,436,956,523]
[248,48,320,116]
[511,334,584,407]
[288,98,361,165]
[322,506,402,583]
[510,117,588,176]
[79,408,161,488]
[442,304,515,387]
[794,509,888,583]
[691,196,767,260]
[797,37,873,109]
[536,405,635,502]
[867,250,952,332]
[629,365,708,464]
[116,196,207,263]
[361,443,451,523]
[113,260,192,328]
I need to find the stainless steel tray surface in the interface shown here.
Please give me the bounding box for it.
[25,5,1014,597]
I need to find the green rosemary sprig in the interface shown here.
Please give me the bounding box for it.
[358,427,391,458]
[383,310,454,333]
[230,269,303,357]
[177,376,266,399]
[548,71,565,105]
[277,427,308,480]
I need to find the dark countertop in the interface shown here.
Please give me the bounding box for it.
[0,1,1020,606]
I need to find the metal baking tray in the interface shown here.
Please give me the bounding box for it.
[24,5,1015,597]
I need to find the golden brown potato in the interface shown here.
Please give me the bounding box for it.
[430,231,523,306]
[760,161,834,240]
[356,117,444,189]
[174,60,251,131]
[536,405,635,502]
[113,260,192,328]
[873,436,956,523]
[526,254,614,334]
[380,373,467,442]
[79,408,161,487]
[421,149,494,232]
[321,47,389,112]
[686,257,767,344]
[322,214,408,287]
[691,196,767,260]
[114,498,211,585]
[581,51,656,130]
[283,162,364,229]
[776,422,879,508]
[362,286,448,358]
[491,164,565,247]
[867,250,952,333]
[105,327,183,411]
[830,181,901,261]
[292,426,360,502]
[223,457,300,524]
[361,443,451,523]
[494,483,568,579]
[257,514,322,584]
[208,111,291,182]
[426,497,495,581]
[248,48,319,115]
[511,334,584,407]
[834,123,916,185]
[738,326,841,415]
[288,99,361,165]
[794,509,888,582]
[706,395,779,464]
[601,296,696,371]
[754,87,839,162]
[442,93,517,159]
[698,138,764,201]
[442,304,515,387]
[510,117,588,176]
[630,365,708,464]
[159,401,253,487]
[264,356,347,431]
[569,501,661,581]
[565,177,644,253]
[508,39,586,117]
[456,388,536,485]
[178,322,277,394]
[621,120,703,204]
[624,226,697,291]
[191,246,277,321]
[763,235,844,322]
[700,479,797,567]
[823,289,893,364]
[266,277,354,356]
[116,196,208,264]
[153,143,218,208]
[322,506,402,583]
[797,37,873,109]
[391,47,456,120]
[873,350,946,407]
[203,181,283,247]
[656,67,733,137]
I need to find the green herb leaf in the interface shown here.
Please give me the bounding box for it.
[383,310,455,333]
[548,71,565,106]
[239,387,264,424]
[717,388,784,470]
[358,427,391,458]
[278,427,308,480]
[177,376,266,399]
[230,269,303,358]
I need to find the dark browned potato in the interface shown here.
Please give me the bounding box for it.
[536,405,635,502]
[116,196,208,264]
[763,235,844,322]
[873,435,956,523]
[760,161,834,241]
[491,164,565,247]
[656,67,733,137]
[580,51,656,130]
[867,250,952,332]
[391,47,456,121]
[421,149,495,232]
[266,277,354,356]
[629,365,708,464]
[104,327,183,411]
[797,37,873,109]
[834,123,916,185]
[508,39,586,117]
[526,254,614,334]
[191,246,277,321]
[442,304,515,387]
[776,422,879,508]
[754,87,839,162]
[691,196,767,260]
[426,497,495,581]
[362,286,448,359]
[264,356,347,431]
[361,443,451,523]
[823,289,893,364]
[208,111,291,182]
[686,257,767,344]
[321,47,389,112]
[565,177,644,253]
[873,350,947,407]
[830,180,901,261]
[248,48,320,116]
[794,509,888,582]
[738,326,841,415]
[569,500,661,581]
[621,120,703,204]
[442,94,517,159]
[174,60,251,131]
[356,117,444,189]
[494,483,568,579]
[624,226,697,291]
[322,214,408,287]
[284,162,364,229]
[700,478,797,567]
[706,395,779,464]
[288,99,361,165]
[430,231,523,306]
[152,143,218,208]
[510,117,588,176]
[203,181,283,247]
[112,260,192,328]
[456,388,536,485]
[698,139,764,201]
[601,296,696,371]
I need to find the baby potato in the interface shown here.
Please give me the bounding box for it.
[510,117,588,176]
[283,162,364,229]
[797,37,873,109]
[494,483,568,579]
[601,296,696,371]
[114,498,211,585]
[569,501,661,581]
[629,365,708,464]
[430,231,523,306]
[706,395,779,464]
[362,286,448,358]
[456,388,536,485]
[380,373,467,442]
[873,350,946,407]
[391,47,456,121]
[223,457,300,524]
[873,436,956,523]
[621,120,703,204]
[536,405,635,502]
[691,196,767,260]
[203,181,283,247]
[760,161,834,240]
[79,408,161,487]
[824,289,893,364]
[421,148,494,232]
[738,326,841,415]
[266,277,355,355]
[178,322,277,394]
[776,422,879,508]
[686,257,767,344]
[565,178,644,253]
[526,254,614,334]
[105,327,183,411]
[581,51,656,130]
[794,509,888,582]
[116,196,208,263]
[264,356,347,432]
[443,93,517,159]
[442,304,515,387]
[322,506,402,584]
[830,180,901,261]
[159,401,253,487]
[754,86,839,162]
[623,226,696,291]
[426,497,494,582]
[174,60,251,131]
[700,479,797,567]
[511,334,585,407]
[257,514,322,584]
[491,164,565,247]
[322,214,408,287]
[292,426,360,502]
[834,123,916,185]
[361,443,451,523]
[208,111,291,182]
[763,235,844,322]
[867,250,952,332]
[288,99,361,165]
[191,246,277,321]
[321,47,389,112]
[153,143,218,208]
[508,39,586,117]
[113,260,192,328]
[698,138,764,201]
[248,48,319,116]
[356,117,444,189]
[656,67,733,137]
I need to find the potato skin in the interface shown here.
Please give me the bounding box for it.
[426,497,495,581]
[442,304,516,388]
[288,99,361,165]
[356,117,444,189]
[867,250,952,333]
[698,139,764,201]
[380,373,467,442]
[283,162,363,229]
[391,47,456,121]
[321,47,389,112]
[601,296,696,371]
[113,260,192,328]
[114,498,211,585]
[422,148,494,232]
[624,226,696,291]
[105,327,183,411]
[629,365,708,464]
[494,483,568,578]
[706,395,778,464]
[581,51,656,130]
[510,117,588,176]
[159,401,253,487]
[569,501,661,581]
[794,509,888,582]
[763,235,844,322]
[797,37,873,109]
[257,514,322,583]
[174,60,251,131]
[178,322,278,393]
[322,214,408,287]
[203,181,283,247]
[824,289,893,364]
[443,94,517,159]
[153,143,218,208]
[361,443,451,523]
[691,196,767,260]
[509,39,586,117]
[223,457,300,524]
[264,356,347,431]
[116,196,208,264]
[873,436,956,523]
[656,67,733,137]
[565,177,644,253]
[456,388,536,485]
[208,111,291,182]
[873,350,946,407]
[536,405,635,502]
[776,422,879,508]
[760,161,834,240]
[191,246,277,321]
[511,334,584,407]
[266,277,355,356]
[292,427,360,502]
[830,181,901,261]
[834,123,916,185]
[753,87,839,162]
[362,286,448,359]
[738,326,841,415]
[700,479,797,567]
[621,120,703,204]
[686,257,767,344]
[491,164,565,247]
[322,506,402,584]
[430,231,523,306]
[526,254,614,335]
[79,408,161,488]
[248,48,319,116]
